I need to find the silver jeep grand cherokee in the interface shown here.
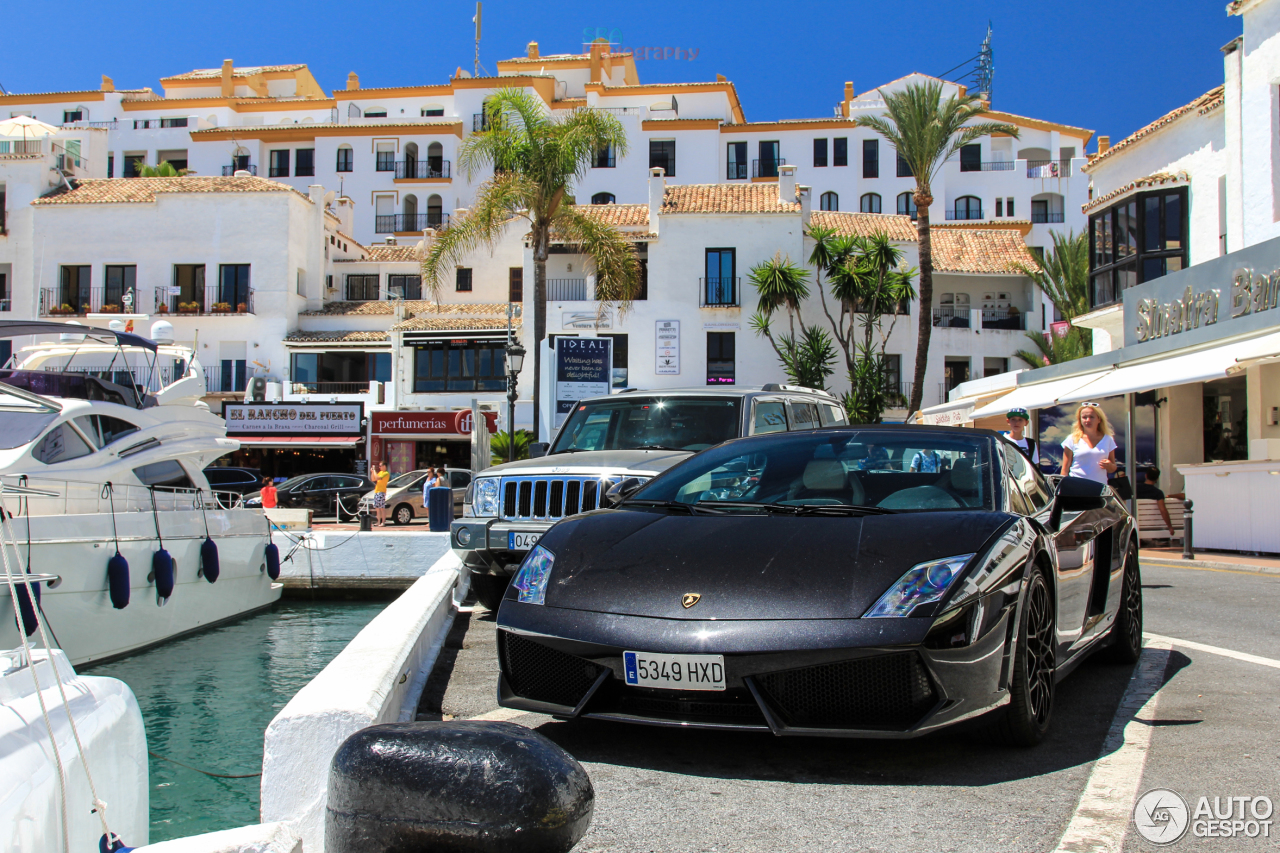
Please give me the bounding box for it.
[451,385,847,609]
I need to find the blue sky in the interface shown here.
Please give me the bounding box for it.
[2,1,1240,149]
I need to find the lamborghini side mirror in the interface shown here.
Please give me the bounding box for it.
[602,477,644,508]
[1048,475,1107,531]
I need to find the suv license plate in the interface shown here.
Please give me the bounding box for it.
[624,652,725,691]
[508,531,541,551]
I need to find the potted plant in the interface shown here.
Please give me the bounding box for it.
[178,301,200,314]
[155,304,169,315]
[212,302,232,313]
[236,302,248,313]
[101,304,122,314]
[50,304,74,316]
[80,303,90,314]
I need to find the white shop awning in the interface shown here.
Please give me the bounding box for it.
[1057,330,1280,405]
[969,371,1112,419]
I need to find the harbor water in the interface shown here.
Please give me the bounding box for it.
[84,599,385,842]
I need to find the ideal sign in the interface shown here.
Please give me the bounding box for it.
[555,337,612,427]
[224,403,363,436]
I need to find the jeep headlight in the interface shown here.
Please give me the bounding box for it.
[472,477,500,517]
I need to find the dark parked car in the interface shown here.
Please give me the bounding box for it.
[495,426,1142,746]
[244,472,374,520]
[203,466,262,496]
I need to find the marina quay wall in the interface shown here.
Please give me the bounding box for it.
[131,821,301,853]
[273,529,453,591]
[259,549,466,849]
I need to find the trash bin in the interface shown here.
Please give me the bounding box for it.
[427,486,454,532]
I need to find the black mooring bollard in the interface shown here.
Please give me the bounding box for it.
[326,721,593,853]
[1182,499,1194,560]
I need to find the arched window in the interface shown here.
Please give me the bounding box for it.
[897,192,918,220]
[427,194,444,229]
[591,192,616,205]
[820,191,839,211]
[859,193,881,214]
[427,142,445,177]
[336,144,353,173]
[953,196,983,220]
[403,194,419,231]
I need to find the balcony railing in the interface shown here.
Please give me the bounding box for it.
[753,158,785,178]
[152,286,255,316]
[221,164,257,176]
[883,382,914,408]
[131,118,188,129]
[0,140,44,155]
[727,162,747,180]
[287,381,370,395]
[40,287,108,316]
[395,159,451,179]
[700,277,739,307]
[1030,211,1066,223]
[374,212,449,233]
[62,120,118,130]
[945,207,984,221]
[547,279,587,301]
[980,308,1026,330]
[958,160,1017,172]
[932,307,972,328]
[593,107,641,116]
[1027,159,1072,178]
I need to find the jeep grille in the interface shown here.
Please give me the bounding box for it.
[500,475,637,521]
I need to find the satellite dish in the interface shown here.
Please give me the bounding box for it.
[151,320,175,345]
[60,320,86,343]
[108,319,126,332]
[323,190,336,207]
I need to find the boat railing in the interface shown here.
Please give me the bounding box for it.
[0,475,245,517]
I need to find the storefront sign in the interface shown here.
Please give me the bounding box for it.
[555,337,612,427]
[920,404,975,426]
[563,310,613,329]
[225,403,363,436]
[371,411,498,435]
[656,320,680,375]
[1134,285,1221,342]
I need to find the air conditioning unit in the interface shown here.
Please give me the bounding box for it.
[245,376,268,402]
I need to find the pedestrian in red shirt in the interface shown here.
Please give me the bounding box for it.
[260,478,278,509]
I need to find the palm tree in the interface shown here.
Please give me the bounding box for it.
[1015,327,1091,368]
[490,429,533,465]
[856,81,1018,415]
[422,89,641,438]
[1017,229,1089,321]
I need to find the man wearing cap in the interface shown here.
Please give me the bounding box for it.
[1003,408,1039,465]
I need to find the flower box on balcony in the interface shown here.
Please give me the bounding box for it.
[211,302,233,313]
[177,302,200,314]
[236,302,248,314]
[49,305,75,316]
[100,304,122,314]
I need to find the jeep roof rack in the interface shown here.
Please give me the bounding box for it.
[760,383,835,398]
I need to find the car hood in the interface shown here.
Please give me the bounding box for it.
[478,449,691,478]
[538,509,1014,620]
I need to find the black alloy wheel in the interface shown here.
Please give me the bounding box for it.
[393,504,415,526]
[471,573,510,611]
[992,565,1056,746]
[1103,541,1143,664]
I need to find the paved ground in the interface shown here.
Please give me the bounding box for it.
[417,559,1280,853]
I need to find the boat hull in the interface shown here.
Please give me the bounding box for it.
[0,509,280,666]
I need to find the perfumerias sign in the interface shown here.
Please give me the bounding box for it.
[1124,235,1280,352]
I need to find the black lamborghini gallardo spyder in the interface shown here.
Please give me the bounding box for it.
[495,426,1142,745]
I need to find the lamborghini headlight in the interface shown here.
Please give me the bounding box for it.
[472,477,501,517]
[864,554,975,618]
[511,544,555,605]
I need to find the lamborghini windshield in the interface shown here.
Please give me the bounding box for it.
[550,396,742,454]
[632,429,996,512]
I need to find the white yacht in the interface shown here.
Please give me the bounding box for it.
[0,319,280,666]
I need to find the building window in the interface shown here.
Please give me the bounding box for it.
[959,144,982,172]
[591,192,616,204]
[1006,197,1015,217]
[388,274,421,300]
[833,137,848,167]
[160,117,188,128]
[859,193,881,214]
[896,150,913,177]
[295,148,315,177]
[107,154,113,178]
[62,110,83,124]
[1088,187,1187,309]
[704,248,736,306]
[219,265,251,308]
[363,108,388,118]
[897,192,918,220]
[413,339,507,392]
[376,149,395,171]
[813,138,828,168]
[602,333,629,388]
[756,141,780,178]
[456,268,473,292]
[649,139,676,177]
[336,146,353,172]
[996,198,1003,217]
[58,265,91,311]
[124,154,145,178]
[863,139,879,178]
[820,191,839,212]
[343,275,379,301]
[637,258,648,300]
[707,332,735,385]
[421,107,444,117]
[221,359,247,395]
[594,145,615,168]
[269,149,290,178]
[509,267,523,303]
[727,142,747,179]
[953,196,983,220]
[103,265,136,309]
[884,354,902,398]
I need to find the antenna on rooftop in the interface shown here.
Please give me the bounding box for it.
[934,24,994,105]
[473,2,482,78]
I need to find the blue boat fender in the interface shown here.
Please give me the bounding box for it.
[264,542,281,580]
[200,538,220,583]
[107,552,130,609]
[152,549,175,599]
[100,831,134,853]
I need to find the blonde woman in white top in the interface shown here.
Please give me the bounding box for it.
[1060,403,1118,485]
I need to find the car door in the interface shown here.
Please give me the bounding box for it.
[298,477,334,512]
[448,470,471,514]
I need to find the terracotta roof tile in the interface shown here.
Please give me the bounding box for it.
[303,301,519,317]
[1082,171,1189,214]
[32,176,307,205]
[1086,87,1223,170]
[164,65,307,81]
[930,229,1039,275]
[392,317,522,332]
[284,330,390,343]
[572,203,649,227]
[365,244,420,262]
[661,183,799,214]
[808,211,917,241]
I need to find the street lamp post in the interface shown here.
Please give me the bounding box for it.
[505,341,526,464]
